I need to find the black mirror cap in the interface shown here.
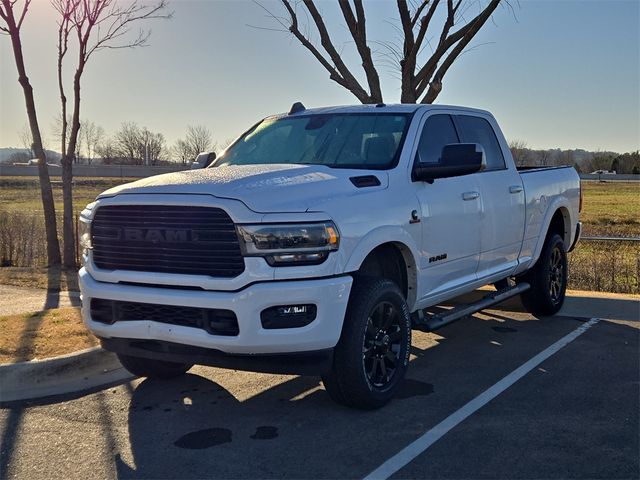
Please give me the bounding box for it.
[413,143,486,182]
[204,151,216,168]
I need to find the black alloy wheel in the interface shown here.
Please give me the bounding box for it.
[322,277,411,409]
[363,301,404,389]
[549,243,565,303]
[520,233,568,316]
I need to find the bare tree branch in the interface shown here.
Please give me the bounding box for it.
[280,0,370,102]
[337,0,382,102]
[265,0,505,105]
[419,0,501,102]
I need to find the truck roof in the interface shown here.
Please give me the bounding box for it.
[283,103,493,117]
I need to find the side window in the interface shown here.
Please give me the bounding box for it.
[455,115,506,170]
[415,114,459,165]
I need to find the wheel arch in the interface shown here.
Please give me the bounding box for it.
[343,230,419,310]
[530,203,572,268]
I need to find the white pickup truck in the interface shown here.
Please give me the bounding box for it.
[79,103,581,409]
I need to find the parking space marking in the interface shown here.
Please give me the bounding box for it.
[364,317,602,480]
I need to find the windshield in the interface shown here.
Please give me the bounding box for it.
[215,113,411,170]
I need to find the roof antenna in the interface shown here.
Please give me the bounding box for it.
[289,102,306,115]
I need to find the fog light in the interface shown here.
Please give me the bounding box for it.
[260,304,317,329]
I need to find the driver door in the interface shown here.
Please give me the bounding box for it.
[413,113,482,302]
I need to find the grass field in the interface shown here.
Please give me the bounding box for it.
[0,176,136,215]
[0,176,638,293]
[580,181,640,237]
[1,176,638,236]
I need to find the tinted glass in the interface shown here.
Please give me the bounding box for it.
[455,115,506,170]
[216,113,410,170]
[415,114,459,164]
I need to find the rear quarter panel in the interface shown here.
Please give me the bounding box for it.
[515,166,580,274]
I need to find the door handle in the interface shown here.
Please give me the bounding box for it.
[462,191,480,201]
[509,185,523,194]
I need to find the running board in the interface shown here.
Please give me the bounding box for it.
[412,282,530,332]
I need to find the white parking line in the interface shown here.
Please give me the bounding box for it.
[364,317,602,480]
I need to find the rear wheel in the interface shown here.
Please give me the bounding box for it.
[117,354,193,379]
[322,277,411,409]
[520,234,568,316]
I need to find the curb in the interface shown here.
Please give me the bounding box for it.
[0,347,134,403]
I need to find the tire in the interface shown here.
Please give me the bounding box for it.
[322,277,411,410]
[520,234,568,316]
[117,353,193,379]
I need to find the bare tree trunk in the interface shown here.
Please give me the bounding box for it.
[2,2,61,266]
[61,69,83,269]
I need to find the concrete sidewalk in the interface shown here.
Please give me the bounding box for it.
[0,284,80,316]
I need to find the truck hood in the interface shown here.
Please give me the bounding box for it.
[97,164,388,213]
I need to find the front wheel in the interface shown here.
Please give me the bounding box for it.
[117,354,193,379]
[520,234,568,316]
[322,277,411,409]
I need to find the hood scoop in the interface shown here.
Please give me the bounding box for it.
[350,175,381,188]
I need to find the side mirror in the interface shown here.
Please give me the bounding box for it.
[191,151,216,170]
[413,143,486,182]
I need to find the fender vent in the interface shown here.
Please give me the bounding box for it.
[350,175,381,188]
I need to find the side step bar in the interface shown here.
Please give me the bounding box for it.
[412,282,530,332]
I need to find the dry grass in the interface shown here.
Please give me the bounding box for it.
[0,176,136,215]
[580,181,640,237]
[0,307,98,363]
[569,241,639,294]
[0,266,79,291]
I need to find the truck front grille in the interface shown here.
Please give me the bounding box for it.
[91,205,245,278]
[90,298,239,336]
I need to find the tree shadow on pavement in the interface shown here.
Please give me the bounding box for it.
[111,313,601,479]
[0,267,80,475]
[0,268,62,476]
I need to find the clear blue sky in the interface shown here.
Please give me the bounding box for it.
[1,0,638,153]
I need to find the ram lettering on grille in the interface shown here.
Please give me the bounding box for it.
[91,205,245,277]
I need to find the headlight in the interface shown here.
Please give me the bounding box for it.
[237,222,339,266]
[78,217,92,250]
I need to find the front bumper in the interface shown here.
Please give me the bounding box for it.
[79,268,352,355]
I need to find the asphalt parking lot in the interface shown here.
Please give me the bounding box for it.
[1,301,638,479]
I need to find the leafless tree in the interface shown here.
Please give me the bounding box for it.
[537,149,552,166]
[508,139,529,167]
[81,120,104,165]
[95,135,117,163]
[267,0,503,104]
[114,122,140,163]
[114,122,165,164]
[18,123,34,157]
[186,125,215,156]
[52,0,170,267]
[136,127,165,165]
[172,125,215,164]
[171,138,192,165]
[0,0,61,266]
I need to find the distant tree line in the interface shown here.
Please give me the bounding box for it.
[508,140,640,174]
[98,123,216,165]
[10,121,217,166]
